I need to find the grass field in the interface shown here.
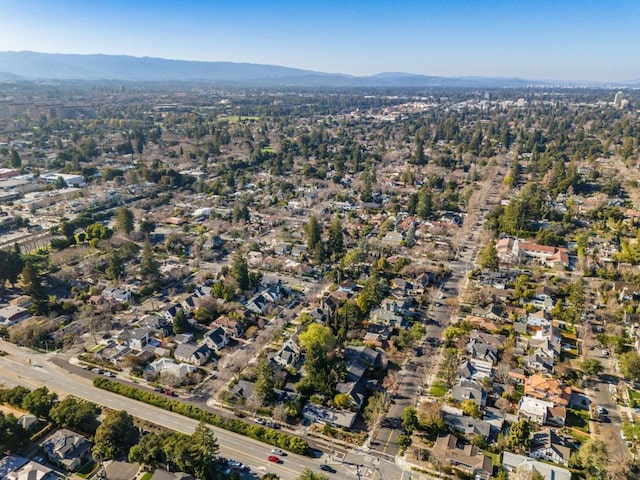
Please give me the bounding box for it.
[429,381,447,397]
[140,473,153,480]
[76,461,98,478]
[566,408,591,433]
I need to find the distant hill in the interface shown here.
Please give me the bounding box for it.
[0,50,603,88]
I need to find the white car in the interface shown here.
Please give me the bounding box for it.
[596,406,608,415]
[254,417,266,425]
[602,350,609,356]
[271,448,286,456]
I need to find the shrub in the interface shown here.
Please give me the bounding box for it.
[92,377,308,454]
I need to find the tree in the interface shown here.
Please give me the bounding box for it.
[49,397,100,433]
[20,261,44,299]
[461,400,482,419]
[297,468,328,480]
[334,393,354,410]
[93,410,139,460]
[478,241,499,271]
[254,357,275,405]
[21,386,58,419]
[363,392,386,426]
[128,432,166,468]
[105,250,124,281]
[417,187,433,220]
[115,207,135,234]
[576,438,609,478]
[173,309,189,335]
[189,422,219,480]
[0,412,26,453]
[139,237,160,279]
[299,323,336,353]
[327,216,344,258]
[139,219,156,236]
[305,215,322,251]
[401,406,419,434]
[505,419,531,453]
[0,385,30,407]
[10,149,21,168]
[580,358,604,380]
[438,348,459,389]
[619,351,640,382]
[231,252,250,291]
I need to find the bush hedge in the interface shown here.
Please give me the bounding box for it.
[93,377,308,454]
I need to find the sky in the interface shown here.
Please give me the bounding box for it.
[0,0,638,82]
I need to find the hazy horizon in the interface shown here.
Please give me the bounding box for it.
[0,0,638,82]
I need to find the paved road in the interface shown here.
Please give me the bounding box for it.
[0,340,392,480]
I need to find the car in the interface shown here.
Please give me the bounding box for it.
[602,350,610,356]
[228,460,245,470]
[103,371,116,377]
[32,456,44,464]
[254,417,266,425]
[91,368,103,374]
[267,455,281,463]
[320,465,336,473]
[271,448,286,456]
[596,406,608,415]
[165,390,177,397]
[601,415,611,423]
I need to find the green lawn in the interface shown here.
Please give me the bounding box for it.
[140,473,153,480]
[628,389,640,401]
[76,461,98,478]
[566,408,591,433]
[429,381,447,397]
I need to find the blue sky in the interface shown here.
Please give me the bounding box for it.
[0,0,638,81]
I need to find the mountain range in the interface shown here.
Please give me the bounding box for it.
[0,51,634,88]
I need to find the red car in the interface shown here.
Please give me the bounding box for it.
[267,455,281,464]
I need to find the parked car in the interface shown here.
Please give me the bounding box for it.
[602,350,609,356]
[103,371,116,377]
[267,455,281,464]
[596,406,608,415]
[320,464,336,473]
[91,368,103,374]
[254,417,266,425]
[228,460,246,470]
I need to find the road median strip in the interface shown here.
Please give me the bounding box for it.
[93,377,308,455]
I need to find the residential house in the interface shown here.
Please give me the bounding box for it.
[452,380,487,407]
[470,304,504,321]
[335,380,367,410]
[524,375,571,407]
[302,404,357,429]
[529,428,573,465]
[101,285,132,303]
[41,429,92,471]
[272,339,301,368]
[456,359,494,382]
[174,333,194,344]
[466,334,500,365]
[502,452,571,480]
[517,242,570,268]
[518,396,565,426]
[149,469,195,480]
[139,315,172,338]
[246,294,268,315]
[527,311,551,329]
[232,380,256,401]
[523,352,555,374]
[117,328,149,351]
[431,434,493,478]
[173,343,210,366]
[7,461,55,480]
[212,316,244,338]
[442,411,491,440]
[0,305,29,326]
[202,327,229,353]
[144,358,197,381]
